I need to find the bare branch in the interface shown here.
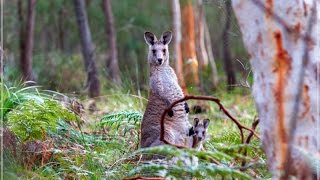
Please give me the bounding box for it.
[241,118,260,167]
[160,95,260,149]
[230,59,252,88]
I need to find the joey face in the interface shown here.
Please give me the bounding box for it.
[193,118,210,141]
[144,31,172,66]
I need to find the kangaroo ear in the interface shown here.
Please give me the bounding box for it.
[160,31,172,45]
[193,118,200,127]
[203,119,210,129]
[144,31,157,45]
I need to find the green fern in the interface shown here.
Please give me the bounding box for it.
[1,83,66,120]
[99,111,143,130]
[128,145,252,179]
[6,99,80,141]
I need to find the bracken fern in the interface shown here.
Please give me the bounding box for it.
[98,110,143,130]
[7,99,80,141]
[126,145,252,179]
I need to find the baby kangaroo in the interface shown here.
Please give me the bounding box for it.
[188,118,210,150]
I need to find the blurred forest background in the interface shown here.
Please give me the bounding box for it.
[3,0,250,96]
[1,0,271,179]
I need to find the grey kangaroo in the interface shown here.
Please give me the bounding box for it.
[187,118,210,150]
[140,31,189,148]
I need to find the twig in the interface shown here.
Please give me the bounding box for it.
[230,59,252,88]
[241,118,260,167]
[245,118,260,144]
[160,95,260,148]
[123,176,165,180]
[234,161,265,171]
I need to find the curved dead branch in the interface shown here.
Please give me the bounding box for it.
[160,95,260,148]
[241,118,260,167]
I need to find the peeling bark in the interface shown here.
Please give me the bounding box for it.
[232,0,319,178]
[181,0,200,88]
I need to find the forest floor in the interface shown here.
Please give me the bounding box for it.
[2,83,271,179]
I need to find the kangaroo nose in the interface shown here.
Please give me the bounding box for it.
[158,59,163,64]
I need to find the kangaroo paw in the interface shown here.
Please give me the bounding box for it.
[168,110,174,117]
[184,102,190,113]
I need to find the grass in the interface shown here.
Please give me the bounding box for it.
[1,82,271,179]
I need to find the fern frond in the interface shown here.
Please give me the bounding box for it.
[98,111,143,130]
[7,99,80,141]
[1,83,68,120]
[130,145,252,179]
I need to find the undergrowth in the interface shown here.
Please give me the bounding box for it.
[7,99,80,141]
[1,83,271,179]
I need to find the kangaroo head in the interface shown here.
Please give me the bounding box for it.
[193,118,210,141]
[144,31,172,66]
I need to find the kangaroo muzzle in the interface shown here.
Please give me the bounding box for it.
[156,52,164,65]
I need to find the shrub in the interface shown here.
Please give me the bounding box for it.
[7,99,80,141]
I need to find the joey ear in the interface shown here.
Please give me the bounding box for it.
[144,31,157,45]
[188,127,195,136]
[160,31,172,45]
[193,118,200,127]
[203,119,210,129]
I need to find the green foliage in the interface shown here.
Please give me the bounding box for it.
[2,84,46,118]
[0,0,272,178]
[128,145,251,179]
[99,110,143,130]
[33,53,86,92]
[7,99,80,141]
[2,83,270,179]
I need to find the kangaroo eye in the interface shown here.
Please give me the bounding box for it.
[203,132,205,135]
[162,49,166,53]
[195,131,198,134]
[152,50,156,55]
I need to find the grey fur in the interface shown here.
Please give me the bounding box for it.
[187,118,210,150]
[140,31,189,148]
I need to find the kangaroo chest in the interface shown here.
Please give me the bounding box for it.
[151,68,184,99]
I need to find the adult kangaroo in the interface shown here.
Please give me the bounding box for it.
[140,31,189,148]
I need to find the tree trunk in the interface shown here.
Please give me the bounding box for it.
[103,0,121,85]
[232,0,319,178]
[18,0,25,78]
[171,0,188,95]
[19,0,36,82]
[194,0,209,93]
[181,0,200,88]
[58,8,66,51]
[74,0,100,98]
[204,20,219,88]
[0,47,3,77]
[223,0,236,91]
[195,0,209,68]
